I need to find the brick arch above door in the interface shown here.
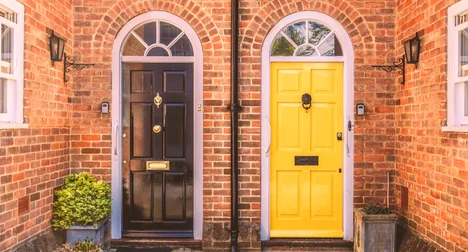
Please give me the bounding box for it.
[240,0,375,57]
[90,0,223,53]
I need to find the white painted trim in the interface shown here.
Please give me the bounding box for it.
[111,11,203,240]
[261,11,354,241]
[122,56,195,63]
[0,123,28,129]
[0,0,24,126]
[144,43,172,56]
[270,56,345,62]
[442,126,468,132]
[447,0,468,130]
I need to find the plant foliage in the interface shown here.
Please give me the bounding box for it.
[363,203,391,214]
[54,238,102,252]
[52,172,111,230]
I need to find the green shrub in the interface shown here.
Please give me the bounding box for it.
[363,203,391,214]
[54,238,102,252]
[52,172,111,230]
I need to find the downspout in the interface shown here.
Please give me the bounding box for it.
[229,0,240,251]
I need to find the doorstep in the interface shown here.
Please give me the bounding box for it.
[110,238,202,251]
[262,238,353,251]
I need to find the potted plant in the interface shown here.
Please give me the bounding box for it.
[354,204,398,252]
[52,172,111,245]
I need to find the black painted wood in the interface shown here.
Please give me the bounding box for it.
[122,63,194,238]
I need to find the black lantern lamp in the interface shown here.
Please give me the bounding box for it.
[372,33,421,85]
[49,31,65,66]
[48,30,95,82]
[404,33,420,67]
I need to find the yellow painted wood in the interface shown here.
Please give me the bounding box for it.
[270,62,343,238]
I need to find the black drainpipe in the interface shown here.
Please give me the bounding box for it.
[229,0,240,251]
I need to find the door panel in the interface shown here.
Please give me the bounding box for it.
[122,63,194,238]
[270,62,343,238]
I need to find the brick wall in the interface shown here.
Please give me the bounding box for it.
[72,0,396,250]
[0,0,73,251]
[395,0,468,251]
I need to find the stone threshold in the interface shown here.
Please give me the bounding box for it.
[111,238,202,251]
[262,238,353,251]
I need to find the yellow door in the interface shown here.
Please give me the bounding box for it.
[270,62,343,238]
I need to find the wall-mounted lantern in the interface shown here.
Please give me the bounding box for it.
[372,33,421,85]
[49,30,95,82]
[49,31,65,66]
[404,33,420,67]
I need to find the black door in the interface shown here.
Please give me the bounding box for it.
[122,63,194,238]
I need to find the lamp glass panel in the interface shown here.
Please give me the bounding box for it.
[404,40,411,63]
[271,34,295,56]
[1,24,13,74]
[57,39,65,61]
[50,35,58,60]
[411,40,419,62]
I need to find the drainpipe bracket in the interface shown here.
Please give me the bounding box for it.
[227,104,243,112]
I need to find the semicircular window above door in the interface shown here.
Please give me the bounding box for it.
[271,20,343,57]
[122,21,194,56]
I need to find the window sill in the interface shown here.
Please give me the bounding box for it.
[0,123,29,130]
[441,126,468,132]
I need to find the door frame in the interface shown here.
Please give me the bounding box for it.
[260,11,354,241]
[111,11,204,240]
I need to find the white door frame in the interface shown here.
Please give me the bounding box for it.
[111,11,204,240]
[260,11,355,241]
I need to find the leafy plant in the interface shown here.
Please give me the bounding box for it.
[363,203,391,214]
[54,238,102,252]
[52,172,111,230]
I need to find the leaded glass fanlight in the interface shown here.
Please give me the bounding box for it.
[271,20,342,57]
[122,21,194,56]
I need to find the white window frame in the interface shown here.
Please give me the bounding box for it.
[0,0,26,129]
[444,0,468,132]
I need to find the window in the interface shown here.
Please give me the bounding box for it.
[122,21,193,57]
[445,0,468,131]
[270,20,342,57]
[0,1,24,128]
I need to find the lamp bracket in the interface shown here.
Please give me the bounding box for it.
[371,55,405,85]
[64,53,95,82]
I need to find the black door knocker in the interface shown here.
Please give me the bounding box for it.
[302,93,312,111]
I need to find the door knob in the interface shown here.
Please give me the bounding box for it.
[153,125,162,133]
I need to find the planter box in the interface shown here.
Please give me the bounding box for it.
[354,208,398,252]
[66,217,109,245]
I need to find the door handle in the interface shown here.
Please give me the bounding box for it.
[113,123,119,156]
[266,118,271,156]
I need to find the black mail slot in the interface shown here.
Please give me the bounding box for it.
[295,156,319,166]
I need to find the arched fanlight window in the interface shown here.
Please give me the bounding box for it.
[271,20,342,57]
[122,21,194,56]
